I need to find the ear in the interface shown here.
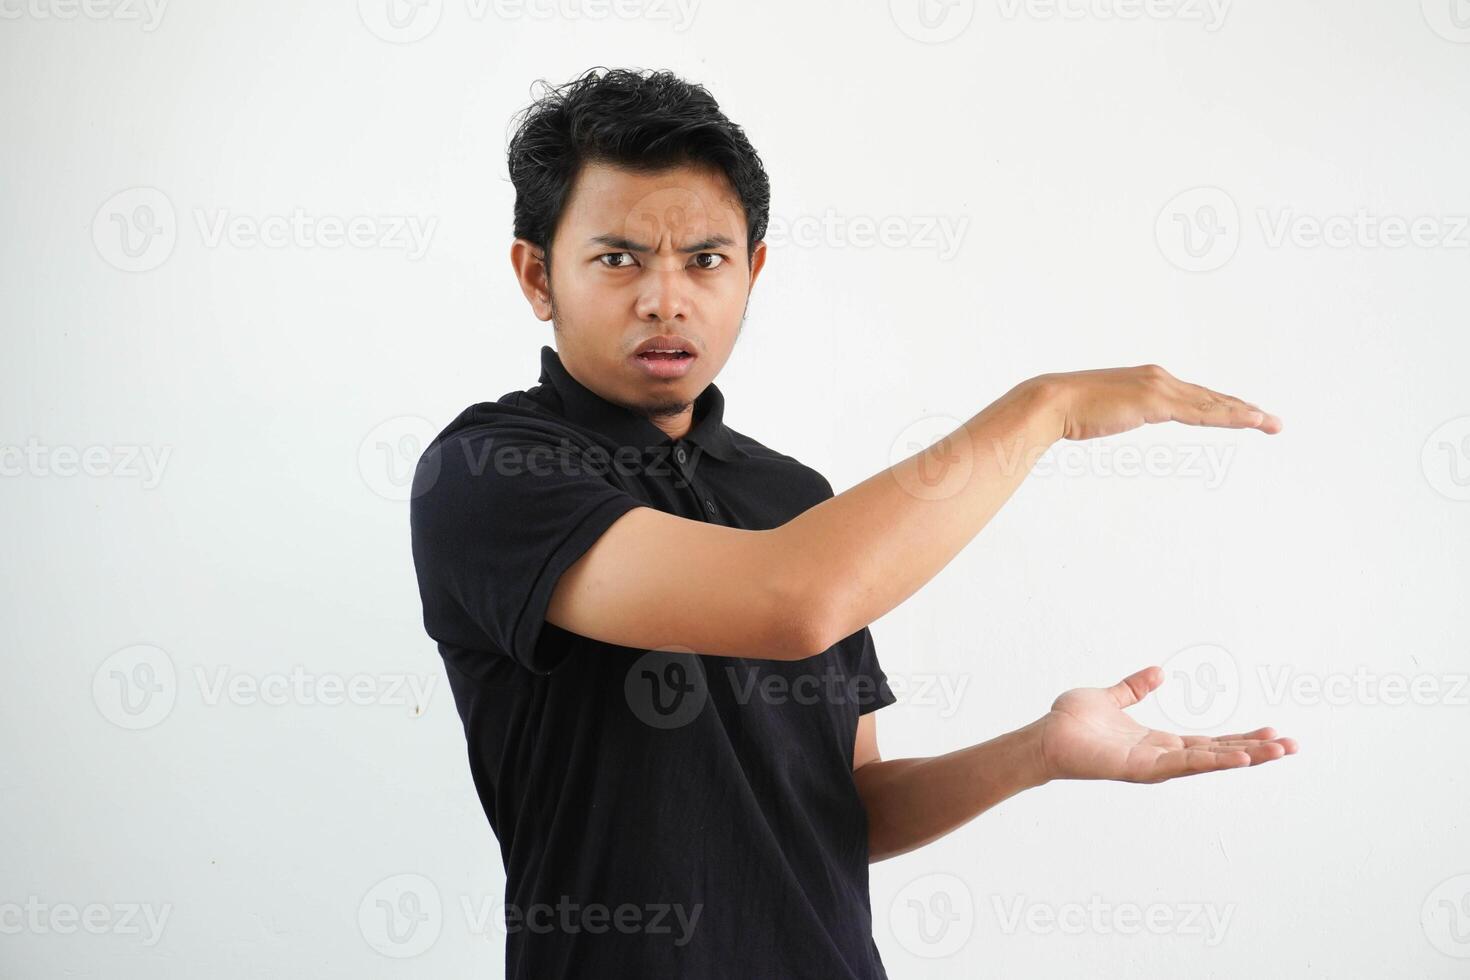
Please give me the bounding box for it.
[747,239,767,292]
[510,238,553,321]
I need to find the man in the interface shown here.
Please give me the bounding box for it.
[409,67,1296,979]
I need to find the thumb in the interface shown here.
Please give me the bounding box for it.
[1107,665,1163,708]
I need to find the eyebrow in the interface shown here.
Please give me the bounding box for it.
[587,233,737,254]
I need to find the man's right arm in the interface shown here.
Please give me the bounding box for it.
[546,365,1281,662]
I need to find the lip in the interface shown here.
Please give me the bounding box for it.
[630,335,698,380]
[633,334,697,356]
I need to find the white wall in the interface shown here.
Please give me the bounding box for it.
[3,0,1468,976]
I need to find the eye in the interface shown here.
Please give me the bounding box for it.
[692,253,725,270]
[598,252,636,269]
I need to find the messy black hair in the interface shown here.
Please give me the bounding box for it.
[507,67,771,272]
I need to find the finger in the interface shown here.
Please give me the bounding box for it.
[1207,388,1283,434]
[1176,727,1276,747]
[1150,746,1252,780]
[1107,665,1163,709]
[1149,739,1298,780]
[1169,384,1272,430]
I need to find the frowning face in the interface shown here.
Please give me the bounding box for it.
[511,160,766,430]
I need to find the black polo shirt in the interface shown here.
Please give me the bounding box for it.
[409,344,897,979]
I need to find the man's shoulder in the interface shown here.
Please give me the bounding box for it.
[720,426,839,503]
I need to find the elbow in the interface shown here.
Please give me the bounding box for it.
[763,567,841,662]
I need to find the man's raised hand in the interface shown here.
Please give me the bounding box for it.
[1029,364,1284,441]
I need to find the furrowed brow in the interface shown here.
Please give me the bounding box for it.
[588,233,737,254]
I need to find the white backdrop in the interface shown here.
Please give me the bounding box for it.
[4,1,1469,976]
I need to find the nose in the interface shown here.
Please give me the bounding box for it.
[635,266,690,323]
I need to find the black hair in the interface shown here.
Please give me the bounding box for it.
[507,67,770,271]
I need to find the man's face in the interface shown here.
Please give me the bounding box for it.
[512,160,766,422]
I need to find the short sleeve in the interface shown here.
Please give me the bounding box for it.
[848,627,897,715]
[409,417,644,675]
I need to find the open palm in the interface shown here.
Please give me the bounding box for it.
[1034,666,1298,783]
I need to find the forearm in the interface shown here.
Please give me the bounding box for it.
[853,721,1050,863]
[774,378,1061,650]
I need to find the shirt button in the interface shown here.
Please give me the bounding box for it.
[704,499,717,516]
[675,446,688,465]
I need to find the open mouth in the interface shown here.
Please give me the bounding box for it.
[636,350,694,361]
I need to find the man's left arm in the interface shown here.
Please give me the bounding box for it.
[851,666,1298,863]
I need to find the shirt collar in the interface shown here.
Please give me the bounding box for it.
[535,345,746,462]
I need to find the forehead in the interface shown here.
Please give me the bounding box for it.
[559,160,747,247]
